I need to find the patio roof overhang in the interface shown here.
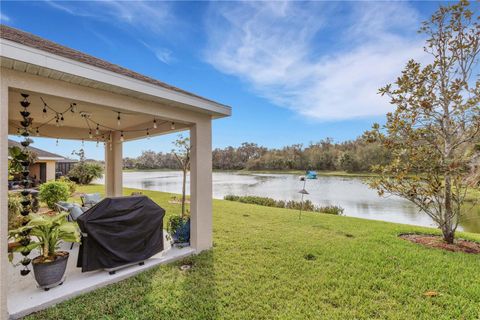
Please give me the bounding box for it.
[1,25,228,318]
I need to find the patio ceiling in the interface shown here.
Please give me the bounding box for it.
[8,88,190,142]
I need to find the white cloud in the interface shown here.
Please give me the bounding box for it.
[139,41,174,64]
[45,0,177,64]
[1,13,11,22]
[44,0,175,34]
[204,1,430,121]
[153,48,173,64]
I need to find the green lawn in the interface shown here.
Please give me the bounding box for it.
[28,185,480,320]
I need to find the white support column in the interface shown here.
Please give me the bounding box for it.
[0,79,9,319]
[189,118,213,252]
[104,132,123,197]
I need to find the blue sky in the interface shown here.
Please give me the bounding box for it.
[2,1,445,160]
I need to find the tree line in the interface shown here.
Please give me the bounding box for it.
[123,137,392,173]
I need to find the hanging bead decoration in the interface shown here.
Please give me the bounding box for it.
[18,93,33,276]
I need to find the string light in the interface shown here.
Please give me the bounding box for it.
[56,138,59,146]
[171,122,175,130]
[82,139,84,146]
[96,139,99,147]
[24,97,168,145]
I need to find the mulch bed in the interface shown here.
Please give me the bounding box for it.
[400,233,480,254]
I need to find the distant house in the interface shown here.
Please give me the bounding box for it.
[8,139,77,183]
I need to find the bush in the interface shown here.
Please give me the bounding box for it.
[57,176,77,195]
[317,205,344,215]
[8,193,22,229]
[224,195,344,215]
[68,162,103,185]
[39,181,70,209]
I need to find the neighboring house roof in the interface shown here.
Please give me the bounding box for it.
[0,24,228,109]
[8,139,65,161]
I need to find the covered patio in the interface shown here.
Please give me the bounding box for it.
[0,25,230,319]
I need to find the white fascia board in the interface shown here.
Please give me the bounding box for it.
[8,156,64,161]
[36,157,64,161]
[0,39,232,117]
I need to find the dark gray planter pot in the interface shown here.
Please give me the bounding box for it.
[32,252,69,290]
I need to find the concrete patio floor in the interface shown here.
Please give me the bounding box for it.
[7,233,194,319]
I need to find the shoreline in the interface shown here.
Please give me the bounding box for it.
[122,168,378,178]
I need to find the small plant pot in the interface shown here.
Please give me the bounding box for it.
[32,252,69,290]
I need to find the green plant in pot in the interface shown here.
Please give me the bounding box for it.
[9,212,80,290]
[168,215,190,246]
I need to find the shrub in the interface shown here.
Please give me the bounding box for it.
[57,176,77,195]
[8,193,22,230]
[39,181,70,210]
[317,205,345,215]
[224,195,344,215]
[238,196,277,207]
[224,195,240,201]
[68,162,103,185]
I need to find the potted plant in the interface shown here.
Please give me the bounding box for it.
[8,212,80,290]
[168,215,190,247]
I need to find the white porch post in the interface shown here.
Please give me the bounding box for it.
[104,131,123,197]
[0,77,9,319]
[189,118,213,252]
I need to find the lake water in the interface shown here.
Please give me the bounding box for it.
[96,171,480,233]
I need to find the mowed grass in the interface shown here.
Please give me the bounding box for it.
[27,185,480,320]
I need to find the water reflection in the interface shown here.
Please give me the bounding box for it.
[95,171,479,233]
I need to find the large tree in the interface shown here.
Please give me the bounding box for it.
[366,0,480,243]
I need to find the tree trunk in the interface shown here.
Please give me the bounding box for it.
[442,227,455,244]
[443,174,455,244]
[43,242,49,259]
[181,168,187,218]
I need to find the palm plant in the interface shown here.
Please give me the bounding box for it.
[9,212,80,262]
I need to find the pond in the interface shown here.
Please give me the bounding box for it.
[96,171,480,233]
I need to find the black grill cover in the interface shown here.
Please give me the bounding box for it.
[76,196,165,272]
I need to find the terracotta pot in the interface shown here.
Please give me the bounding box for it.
[32,252,69,290]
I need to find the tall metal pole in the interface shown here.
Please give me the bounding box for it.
[299,178,307,220]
